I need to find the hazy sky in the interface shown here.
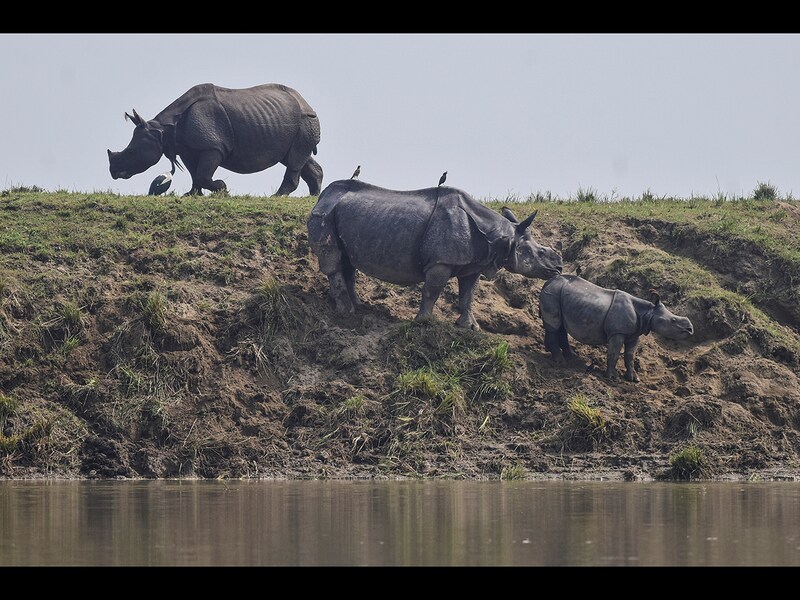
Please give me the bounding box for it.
[2,33,799,201]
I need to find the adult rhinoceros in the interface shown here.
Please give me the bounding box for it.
[539,274,694,382]
[107,83,323,196]
[307,179,563,330]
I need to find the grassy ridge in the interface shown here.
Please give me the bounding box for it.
[1,185,799,480]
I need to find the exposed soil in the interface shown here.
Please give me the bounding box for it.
[2,196,799,481]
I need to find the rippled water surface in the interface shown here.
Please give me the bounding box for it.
[2,479,799,566]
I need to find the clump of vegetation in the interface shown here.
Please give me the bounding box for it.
[396,367,466,417]
[500,462,526,480]
[248,277,300,338]
[0,393,19,431]
[669,445,706,480]
[378,333,516,474]
[469,340,512,401]
[232,277,304,375]
[0,392,52,458]
[384,322,513,398]
[568,394,606,430]
[38,301,86,355]
[605,248,714,301]
[579,226,599,245]
[385,319,476,371]
[392,335,513,410]
[59,301,83,330]
[141,290,169,333]
[753,181,778,201]
[334,394,367,419]
[561,393,609,450]
[60,377,99,407]
[1,185,44,196]
[528,191,555,203]
[575,187,598,203]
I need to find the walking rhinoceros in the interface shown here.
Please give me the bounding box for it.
[538,274,694,382]
[307,179,563,330]
[108,83,323,196]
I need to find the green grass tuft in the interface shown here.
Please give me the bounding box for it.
[0,434,22,453]
[250,277,300,335]
[568,394,606,432]
[335,394,367,419]
[669,445,706,480]
[500,462,526,480]
[141,291,169,333]
[0,393,19,431]
[563,393,609,449]
[753,181,779,201]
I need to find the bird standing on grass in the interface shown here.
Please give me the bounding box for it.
[148,158,183,196]
[438,171,447,186]
[351,165,361,180]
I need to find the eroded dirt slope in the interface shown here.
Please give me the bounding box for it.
[1,194,799,480]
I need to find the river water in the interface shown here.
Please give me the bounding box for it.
[1,479,799,566]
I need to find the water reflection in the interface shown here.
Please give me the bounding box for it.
[1,480,799,566]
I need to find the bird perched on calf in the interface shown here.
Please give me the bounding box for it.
[438,171,447,186]
[351,165,361,180]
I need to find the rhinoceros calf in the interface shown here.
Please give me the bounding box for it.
[108,83,323,197]
[307,179,563,330]
[539,274,694,382]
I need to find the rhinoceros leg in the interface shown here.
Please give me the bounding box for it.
[327,272,355,313]
[544,323,575,363]
[544,328,564,362]
[186,150,227,196]
[557,326,574,358]
[300,157,323,196]
[342,257,363,308]
[416,264,451,322]
[275,168,301,197]
[311,235,355,313]
[455,273,481,330]
[623,337,641,382]
[605,334,625,380]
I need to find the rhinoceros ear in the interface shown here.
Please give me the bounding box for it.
[649,288,661,306]
[501,207,520,224]
[125,109,146,127]
[515,211,538,236]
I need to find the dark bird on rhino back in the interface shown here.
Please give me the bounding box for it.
[108,83,323,197]
[307,179,563,330]
[539,274,694,382]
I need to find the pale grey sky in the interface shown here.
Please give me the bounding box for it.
[1,33,798,200]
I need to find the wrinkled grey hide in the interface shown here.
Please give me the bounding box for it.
[307,179,563,330]
[108,83,323,196]
[539,274,694,381]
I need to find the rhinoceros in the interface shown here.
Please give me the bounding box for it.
[108,83,323,197]
[307,179,563,329]
[538,274,694,382]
